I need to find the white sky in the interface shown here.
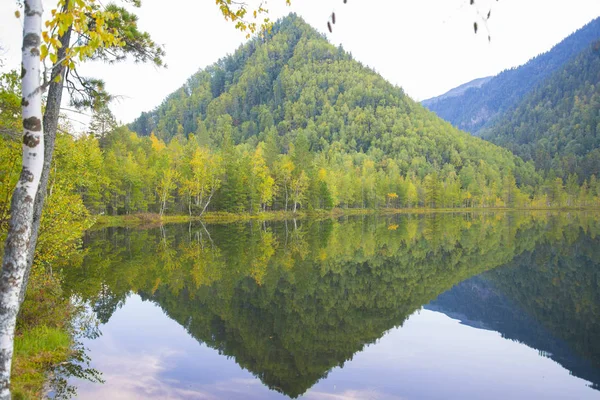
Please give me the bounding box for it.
[1,0,600,127]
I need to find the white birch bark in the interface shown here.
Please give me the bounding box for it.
[0,0,44,397]
[199,185,216,217]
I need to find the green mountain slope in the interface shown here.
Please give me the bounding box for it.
[129,14,538,190]
[423,17,600,134]
[479,41,600,181]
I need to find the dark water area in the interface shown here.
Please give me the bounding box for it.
[61,212,600,399]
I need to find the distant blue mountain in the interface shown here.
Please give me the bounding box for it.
[422,17,600,135]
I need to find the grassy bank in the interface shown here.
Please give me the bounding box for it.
[92,207,600,228]
[92,209,376,228]
[13,327,70,399]
[12,275,74,399]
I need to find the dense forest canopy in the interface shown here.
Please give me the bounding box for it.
[423,17,600,134]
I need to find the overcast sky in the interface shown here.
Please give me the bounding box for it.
[1,0,600,127]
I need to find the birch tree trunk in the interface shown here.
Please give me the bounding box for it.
[19,22,72,307]
[293,192,297,213]
[284,182,288,212]
[0,1,44,397]
[199,187,216,217]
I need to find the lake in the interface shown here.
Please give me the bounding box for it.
[60,212,600,399]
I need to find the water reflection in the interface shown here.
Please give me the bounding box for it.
[62,212,600,398]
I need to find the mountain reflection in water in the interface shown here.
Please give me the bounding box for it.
[62,212,600,399]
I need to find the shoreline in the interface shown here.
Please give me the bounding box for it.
[92,207,600,228]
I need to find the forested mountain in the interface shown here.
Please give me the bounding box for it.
[2,16,598,219]
[124,14,545,212]
[423,17,600,134]
[479,41,600,181]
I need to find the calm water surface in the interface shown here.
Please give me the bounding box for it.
[61,212,600,399]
